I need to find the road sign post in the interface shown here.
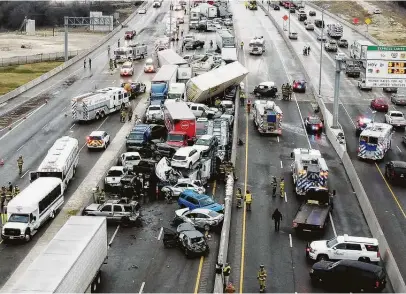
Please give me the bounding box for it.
[282,15,288,32]
[365,18,371,33]
[365,46,406,88]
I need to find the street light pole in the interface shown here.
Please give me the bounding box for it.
[288,9,291,34]
[169,5,172,49]
[318,9,324,95]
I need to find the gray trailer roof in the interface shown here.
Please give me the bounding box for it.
[158,49,187,65]
[189,61,248,92]
[152,64,179,82]
[165,101,195,120]
[10,217,106,293]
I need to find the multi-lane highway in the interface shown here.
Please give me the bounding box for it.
[267,3,406,282]
[224,2,390,293]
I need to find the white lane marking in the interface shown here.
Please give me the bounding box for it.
[69,123,76,130]
[0,102,6,108]
[289,233,293,248]
[329,212,337,236]
[78,117,108,153]
[397,146,402,152]
[62,106,66,112]
[20,170,30,179]
[0,103,46,140]
[17,144,25,152]
[280,161,283,168]
[41,123,49,130]
[157,227,164,240]
[267,22,311,148]
[139,282,146,294]
[277,136,280,143]
[108,225,120,247]
[53,91,60,95]
[284,192,287,203]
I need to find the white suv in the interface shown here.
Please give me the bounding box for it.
[306,234,380,263]
[171,147,201,169]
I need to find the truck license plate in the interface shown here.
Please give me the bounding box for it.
[303,229,311,232]
[9,236,15,239]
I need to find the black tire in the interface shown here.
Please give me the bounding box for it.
[359,257,370,263]
[203,224,210,232]
[121,216,130,227]
[95,114,100,120]
[24,229,31,243]
[316,254,328,261]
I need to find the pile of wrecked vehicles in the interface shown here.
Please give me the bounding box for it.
[81,83,241,258]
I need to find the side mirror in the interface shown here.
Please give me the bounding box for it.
[333,247,337,250]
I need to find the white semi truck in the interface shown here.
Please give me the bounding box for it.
[350,40,374,67]
[168,83,186,101]
[186,61,248,103]
[10,216,108,293]
[221,47,238,64]
[157,49,192,83]
[216,29,235,52]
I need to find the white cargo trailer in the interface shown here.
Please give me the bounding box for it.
[186,61,248,103]
[10,216,108,293]
[221,47,237,64]
[216,29,235,52]
[157,49,187,67]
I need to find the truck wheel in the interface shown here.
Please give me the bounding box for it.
[95,114,100,120]
[100,111,105,118]
[316,254,328,261]
[24,229,32,242]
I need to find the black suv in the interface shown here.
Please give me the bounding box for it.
[315,19,325,28]
[185,40,205,50]
[385,160,406,183]
[310,260,386,292]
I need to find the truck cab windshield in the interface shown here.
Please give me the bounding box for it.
[38,171,63,180]
[168,133,185,141]
[128,133,143,140]
[8,214,30,223]
[115,49,129,55]
[168,93,182,99]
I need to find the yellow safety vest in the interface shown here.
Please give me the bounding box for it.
[245,193,252,203]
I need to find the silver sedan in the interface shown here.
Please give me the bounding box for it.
[161,182,205,197]
[174,208,224,231]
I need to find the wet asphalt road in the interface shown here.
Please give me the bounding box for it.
[267,4,406,282]
[227,2,394,293]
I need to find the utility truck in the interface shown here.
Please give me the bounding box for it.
[114,47,133,63]
[186,61,248,103]
[9,216,107,293]
[252,100,283,135]
[29,136,79,192]
[249,37,265,55]
[350,40,374,67]
[71,87,129,121]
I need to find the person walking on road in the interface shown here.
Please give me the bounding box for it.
[279,177,285,197]
[17,155,24,175]
[223,263,231,288]
[245,190,252,211]
[0,186,6,212]
[271,176,278,197]
[257,264,267,293]
[118,39,121,47]
[272,208,282,232]
[84,59,86,68]
[128,107,133,122]
[89,58,92,69]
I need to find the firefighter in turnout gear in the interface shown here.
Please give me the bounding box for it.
[247,99,252,113]
[280,177,285,197]
[17,155,24,175]
[257,264,267,292]
[1,186,6,212]
[223,263,231,288]
[272,176,278,197]
[14,185,20,196]
[120,109,126,122]
[236,187,243,208]
[244,190,252,211]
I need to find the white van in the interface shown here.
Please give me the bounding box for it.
[1,177,64,242]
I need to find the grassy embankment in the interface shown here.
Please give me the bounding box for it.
[0,61,62,95]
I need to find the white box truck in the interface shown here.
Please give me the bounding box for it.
[10,216,108,293]
[157,49,187,67]
[199,3,217,18]
[216,29,235,52]
[168,83,186,101]
[350,40,374,67]
[186,61,248,103]
[221,47,237,64]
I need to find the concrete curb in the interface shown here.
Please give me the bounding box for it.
[0,2,147,105]
[260,3,406,292]
[0,96,149,293]
[306,2,384,46]
[213,86,240,293]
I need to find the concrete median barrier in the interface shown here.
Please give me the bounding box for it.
[0,2,148,106]
[259,3,406,292]
[0,96,149,293]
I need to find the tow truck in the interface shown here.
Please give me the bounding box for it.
[293,187,335,234]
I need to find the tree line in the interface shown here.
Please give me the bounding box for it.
[0,1,142,30]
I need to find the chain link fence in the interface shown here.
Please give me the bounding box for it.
[0,50,87,67]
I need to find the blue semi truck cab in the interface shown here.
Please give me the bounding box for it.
[150,64,179,104]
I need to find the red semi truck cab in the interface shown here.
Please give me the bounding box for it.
[163,100,196,144]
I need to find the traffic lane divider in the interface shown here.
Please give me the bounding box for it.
[259,2,405,292]
[0,1,148,106]
[0,95,149,293]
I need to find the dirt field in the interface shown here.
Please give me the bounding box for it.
[313,0,406,45]
[0,62,62,95]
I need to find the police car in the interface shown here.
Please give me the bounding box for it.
[120,61,134,76]
[144,58,155,73]
[304,116,323,133]
[355,117,372,136]
[293,80,306,93]
[87,131,110,150]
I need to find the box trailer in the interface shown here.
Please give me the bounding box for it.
[216,29,235,52]
[10,216,108,293]
[157,49,187,67]
[221,47,237,64]
[186,61,248,103]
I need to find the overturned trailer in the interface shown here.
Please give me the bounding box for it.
[185,61,248,103]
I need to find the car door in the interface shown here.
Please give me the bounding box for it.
[345,243,362,260]
[188,196,199,209]
[99,204,113,217]
[187,183,198,192]
[113,205,125,220]
[175,183,189,196]
[331,243,347,260]
[189,149,198,165]
[103,132,109,144]
[194,213,209,228]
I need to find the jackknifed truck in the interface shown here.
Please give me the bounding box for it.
[10,216,108,293]
[185,61,248,104]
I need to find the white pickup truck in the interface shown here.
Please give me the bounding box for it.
[385,111,406,128]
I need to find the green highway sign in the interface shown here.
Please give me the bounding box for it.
[367,46,406,51]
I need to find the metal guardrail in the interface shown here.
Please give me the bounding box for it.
[0,50,87,67]
[259,3,406,292]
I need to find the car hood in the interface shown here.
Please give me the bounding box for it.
[155,157,182,183]
[85,203,102,211]
[312,260,333,271]
[175,207,190,217]
[124,160,139,168]
[203,203,224,212]
[310,240,328,250]
[2,222,28,231]
[193,145,210,152]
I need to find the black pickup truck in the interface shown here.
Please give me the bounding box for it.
[293,187,335,233]
[185,40,205,50]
